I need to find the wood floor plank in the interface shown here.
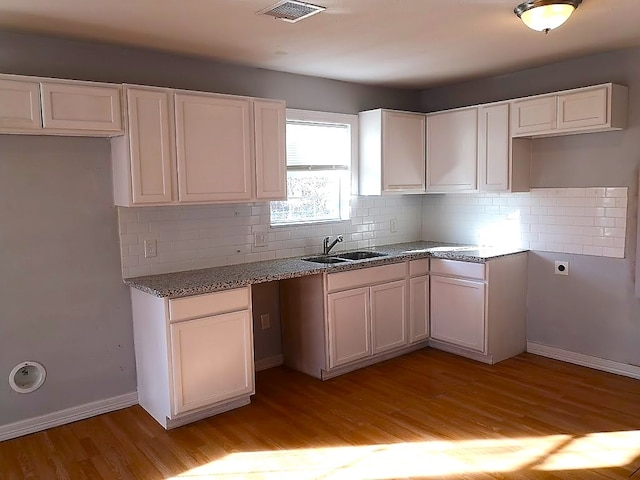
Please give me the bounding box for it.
[2,349,640,479]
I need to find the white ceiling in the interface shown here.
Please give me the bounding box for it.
[1,0,640,89]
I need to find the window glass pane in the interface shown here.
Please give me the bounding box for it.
[271,170,347,224]
[286,122,350,167]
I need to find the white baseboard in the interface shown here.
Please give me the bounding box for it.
[527,342,640,380]
[255,354,284,372]
[0,391,138,442]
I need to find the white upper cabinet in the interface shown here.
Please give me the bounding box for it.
[175,92,253,203]
[511,83,628,137]
[113,86,286,206]
[510,95,557,136]
[112,86,175,206]
[478,103,510,192]
[0,74,123,136]
[41,81,122,133]
[426,107,478,192]
[0,78,41,130]
[254,99,286,201]
[359,109,425,195]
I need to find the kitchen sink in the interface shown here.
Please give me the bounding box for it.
[302,256,348,264]
[335,251,388,260]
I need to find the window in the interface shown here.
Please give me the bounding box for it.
[270,109,357,226]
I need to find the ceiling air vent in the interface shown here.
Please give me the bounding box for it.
[259,1,326,23]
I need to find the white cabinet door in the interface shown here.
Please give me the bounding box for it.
[170,310,254,416]
[409,275,429,343]
[478,103,509,192]
[557,86,608,130]
[175,93,252,203]
[254,99,286,200]
[426,108,478,192]
[126,87,174,204]
[510,96,557,136]
[327,287,371,368]
[431,275,486,352]
[40,82,122,132]
[0,78,41,130]
[371,280,407,354]
[382,110,426,193]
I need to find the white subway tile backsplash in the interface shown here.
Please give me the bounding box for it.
[422,187,627,260]
[118,195,423,277]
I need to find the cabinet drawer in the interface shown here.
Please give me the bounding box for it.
[409,259,429,277]
[327,262,406,292]
[169,287,250,322]
[430,258,485,280]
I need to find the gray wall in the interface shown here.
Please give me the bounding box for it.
[0,30,419,114]
[0,136,136,425]
[0,30,420,427]
[420,47,640,367]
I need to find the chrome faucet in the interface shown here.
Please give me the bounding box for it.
[323,235,343,255]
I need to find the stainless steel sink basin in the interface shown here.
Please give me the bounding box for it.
[302,256,348,264]
[335,251,388,261]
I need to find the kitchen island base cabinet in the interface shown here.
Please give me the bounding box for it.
[428,253,528,364]
[130,287,254,429]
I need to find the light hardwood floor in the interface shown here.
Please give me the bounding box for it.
[2,349,640,479]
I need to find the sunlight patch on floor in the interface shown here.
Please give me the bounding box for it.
[166,430,640,479]
[163,431,635,479]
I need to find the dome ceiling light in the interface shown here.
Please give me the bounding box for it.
[514,0,583,34]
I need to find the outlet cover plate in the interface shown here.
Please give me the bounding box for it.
[554,261,569,276]
[254,232,268,248]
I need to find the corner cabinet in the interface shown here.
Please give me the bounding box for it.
[130,287,254,429]
[112,85,286,206]
[511,83,628,138]
[0,73,122,136]
[359,109,426,195]
[426,107,478,192]
[281,261,428,381]
[429,254,528,364]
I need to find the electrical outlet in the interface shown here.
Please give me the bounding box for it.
[554,261,569,276]
[260,314,271,330]
[144,239,157,258]
[254,232,268,248]
[390,218,398,233]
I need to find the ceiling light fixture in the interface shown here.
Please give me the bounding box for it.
[514,0,582,34]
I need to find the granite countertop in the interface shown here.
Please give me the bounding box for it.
[124,241,528,298]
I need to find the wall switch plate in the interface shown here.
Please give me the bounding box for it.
[554,261,569,276]
[260,314,271,330]
[144,239,157,258]
[390,218,398,233]
[254,232,268,248]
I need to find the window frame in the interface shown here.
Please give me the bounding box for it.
[269,109,359,227]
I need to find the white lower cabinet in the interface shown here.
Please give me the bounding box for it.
[170,310,253,416]
[281,261,424,380]
[430,276,485,352]
[327,287,371,368]
[409,258,430,343]
[130,287,255,429]
[428,254,528,364]
[371,280,407,354]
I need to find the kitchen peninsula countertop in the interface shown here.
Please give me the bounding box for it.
[124,241,528,298]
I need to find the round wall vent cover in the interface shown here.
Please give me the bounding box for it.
[9,361,46,394]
